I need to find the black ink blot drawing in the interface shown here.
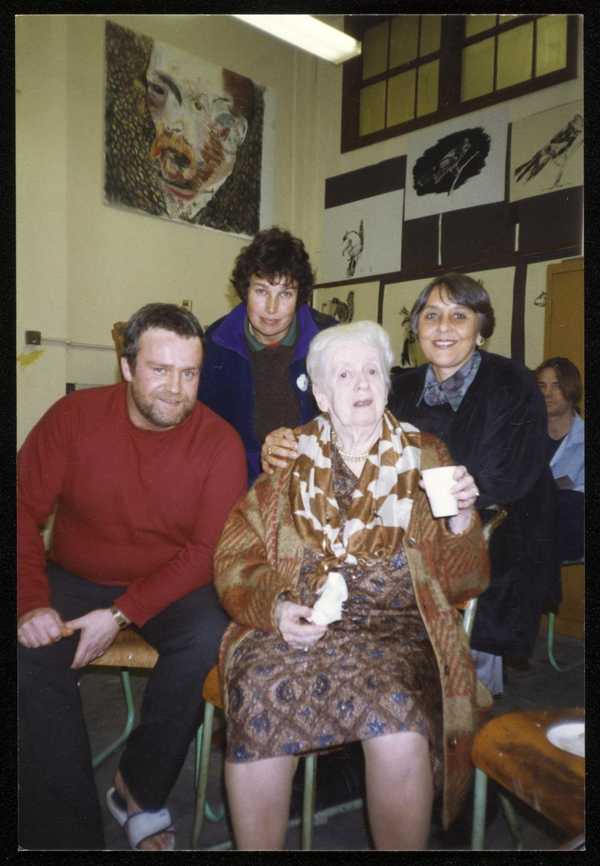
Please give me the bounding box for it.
[514,113,583,189]
[341,220,364,277]
[413,128,491,197]
[322,291,355,323]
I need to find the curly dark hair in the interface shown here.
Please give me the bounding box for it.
[231,226,315,305]
[535,356,582,408]
[409,272,495,339]
[122,303,204,371]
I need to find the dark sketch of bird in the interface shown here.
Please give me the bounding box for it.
[329,291,355,323]
[514,113,583,188]
[399,306,417,366]
[342,220,364,277]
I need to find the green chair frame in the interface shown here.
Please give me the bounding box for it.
[545,558,584,672]
[89,641,223,843]
[191,592,483,850]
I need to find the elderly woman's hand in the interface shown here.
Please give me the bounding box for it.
[261,427,298,474]
[275,599,327,650]
[447,465,479,535]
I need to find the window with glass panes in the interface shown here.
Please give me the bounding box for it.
[341,14,578,153]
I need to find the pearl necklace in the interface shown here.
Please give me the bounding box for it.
[332,429,373,462]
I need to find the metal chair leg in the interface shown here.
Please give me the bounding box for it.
[498,792,523,850]
[191,701,225,848]
[301,753,317,850]
[92,669,136,769]
[471,767,488,850]
[547,612,563,671]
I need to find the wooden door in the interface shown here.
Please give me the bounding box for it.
[543,257,584,639]
[544,257,584,407]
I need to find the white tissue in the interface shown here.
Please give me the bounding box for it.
[309,571,348,625]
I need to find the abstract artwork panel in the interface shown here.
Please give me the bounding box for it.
[320,190,404,284]
[104,21,266,237]
[510,100,583,202]
[312,282,380,326]
[382,278,431,368]
[523,259,565,371]
[405,105,509,220]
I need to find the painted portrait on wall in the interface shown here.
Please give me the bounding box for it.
[104,21,266,236]
[405,106,508,220]
[510,101,583,202]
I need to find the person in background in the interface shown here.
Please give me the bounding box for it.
[263,274,561,691]
[215,321,490,850]
[18,303,247,850]
[198,226,336,485]
[536,357,584,563]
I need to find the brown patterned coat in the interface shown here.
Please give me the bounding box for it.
[214,428,492,829]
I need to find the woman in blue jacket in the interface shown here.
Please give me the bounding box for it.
[198,227,336,484]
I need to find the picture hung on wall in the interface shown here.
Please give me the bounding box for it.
[312,281,380,326]
[509,100,583,202]
[405,106,509,221]
[103,21,267,237]
[320,158,405,284]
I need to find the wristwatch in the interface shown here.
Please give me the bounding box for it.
[110,605,131,630]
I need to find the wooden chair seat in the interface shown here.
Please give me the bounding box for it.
[89,629,158,669]
[202,664,223,706]
[471,707,585,848]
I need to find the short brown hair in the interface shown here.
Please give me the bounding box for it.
[231,226,315,306]
[122,303,204,371]
[536,357,582,407]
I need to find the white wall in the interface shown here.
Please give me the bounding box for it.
[16,16,70,444]
[16,13,325,444]
[15,14,583,445]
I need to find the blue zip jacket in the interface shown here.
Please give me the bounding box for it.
[198,303,336,484]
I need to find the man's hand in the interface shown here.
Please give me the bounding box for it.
[275,600,327,650]
[261,427,298,474]
[18,607,73,648]
[64,608,120,669]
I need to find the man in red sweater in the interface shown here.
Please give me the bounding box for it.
[18,303,247,850]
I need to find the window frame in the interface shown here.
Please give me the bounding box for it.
[341,14,579,153]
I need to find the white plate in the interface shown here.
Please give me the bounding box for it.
[546,721,585,757]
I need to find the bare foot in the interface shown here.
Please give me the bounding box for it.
[114,768,175,851]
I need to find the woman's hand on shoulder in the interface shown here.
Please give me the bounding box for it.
[261,427,299,474]
[275,599,327,650]
[447,465,479,534]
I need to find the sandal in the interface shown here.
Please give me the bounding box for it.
[106,786,175,851]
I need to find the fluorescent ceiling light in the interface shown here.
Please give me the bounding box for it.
[232,14,361,64]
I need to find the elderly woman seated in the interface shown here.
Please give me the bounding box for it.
[214,321,491,850]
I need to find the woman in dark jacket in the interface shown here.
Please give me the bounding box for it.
[263,274,560,690]
[389,274,560,684]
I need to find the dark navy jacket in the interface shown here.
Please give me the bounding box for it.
[198,303,336,485]
[390,350,560,656]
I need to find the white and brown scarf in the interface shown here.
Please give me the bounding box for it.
[289,410,423,586]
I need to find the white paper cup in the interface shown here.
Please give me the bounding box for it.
[422,466,459,518]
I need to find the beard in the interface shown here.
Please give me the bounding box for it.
[129,382,195,430]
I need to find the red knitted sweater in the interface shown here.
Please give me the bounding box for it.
[18,383,247,625]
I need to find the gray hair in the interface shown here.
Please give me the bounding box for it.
[306,321,395,393]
